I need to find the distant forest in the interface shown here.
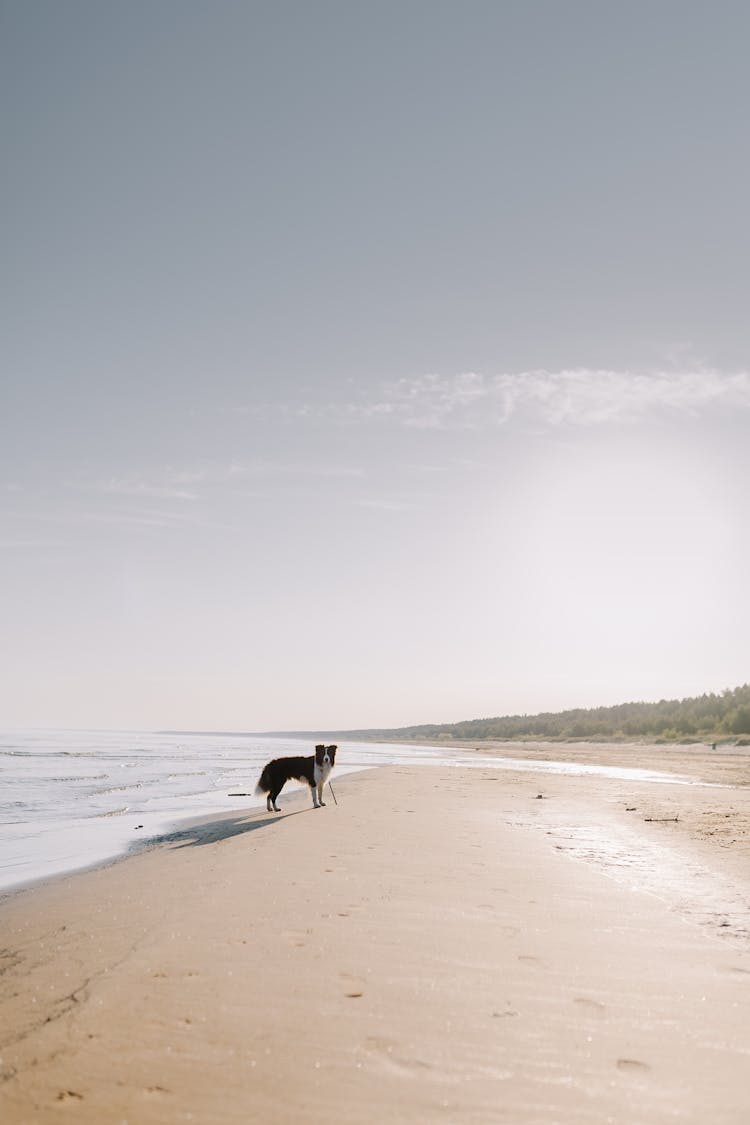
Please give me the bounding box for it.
[341,684,750,744]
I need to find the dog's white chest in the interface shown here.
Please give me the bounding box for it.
[314,760,332,785]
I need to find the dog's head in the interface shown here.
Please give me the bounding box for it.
[315,743,337,767]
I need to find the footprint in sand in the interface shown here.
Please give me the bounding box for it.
[617,1058,651,1072]
[340,971,366,996]
[366,1036,395,1051]
[341,970,365,987]
[281,928,312,947]
[517,954,546,967]
[364,1037,431,1076]
[573,997,606,1015]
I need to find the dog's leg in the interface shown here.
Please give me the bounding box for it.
[269,785,283,812]
[317,781,326,807]
[310,782,320,808]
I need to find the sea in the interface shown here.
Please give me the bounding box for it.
[0,730,449,894]
[0,728,704,896]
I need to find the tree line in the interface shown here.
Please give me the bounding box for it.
[341,683,750,743]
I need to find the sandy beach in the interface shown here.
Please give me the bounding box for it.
[2,747,749,1124]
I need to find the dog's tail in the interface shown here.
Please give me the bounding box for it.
[255,762,272,796]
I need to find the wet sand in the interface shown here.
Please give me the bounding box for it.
[1,751,749,1124]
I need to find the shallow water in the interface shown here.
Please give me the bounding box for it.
[440,753,720,785]
[0,731,459,891]
[0,730,714,894]
[510,808,750,948]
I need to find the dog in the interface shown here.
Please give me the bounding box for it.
[255,744,337,812]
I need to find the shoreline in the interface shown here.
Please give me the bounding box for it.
[2,757,750,1123]
[4,738,746,898]
[390,736,750,785]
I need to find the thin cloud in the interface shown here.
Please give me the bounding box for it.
[74,508,199,529]
[224,461,364,480]
[81,462,364,501]
[94,477,200,501]
[355,497,417,512]
[6,506,198,533]
[1,538,65,549]
[321,368,750,430]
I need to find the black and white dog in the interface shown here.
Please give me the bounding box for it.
[255,744,337,812]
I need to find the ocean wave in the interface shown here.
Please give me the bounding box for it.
[0,730,336,892]
[43,774,110,783]
[89,782,143,796]
[0,749,105,760]
[0,749,63,758]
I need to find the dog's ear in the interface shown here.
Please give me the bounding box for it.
[327,744,337,763]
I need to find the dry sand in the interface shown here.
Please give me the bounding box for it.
[1,748,750,1124]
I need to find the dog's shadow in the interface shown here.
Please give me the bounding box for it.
[135,806,307,854]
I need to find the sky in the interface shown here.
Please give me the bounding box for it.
[2,1,749,731]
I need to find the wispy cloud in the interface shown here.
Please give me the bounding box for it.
[223,461,364,480]
[78,461,364,503]
[74,508,199,529]
[306,367,750,430]
[94,477,201,501]
[0,537,66,549]
[5,504,202,534]
[355,497,417,512]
